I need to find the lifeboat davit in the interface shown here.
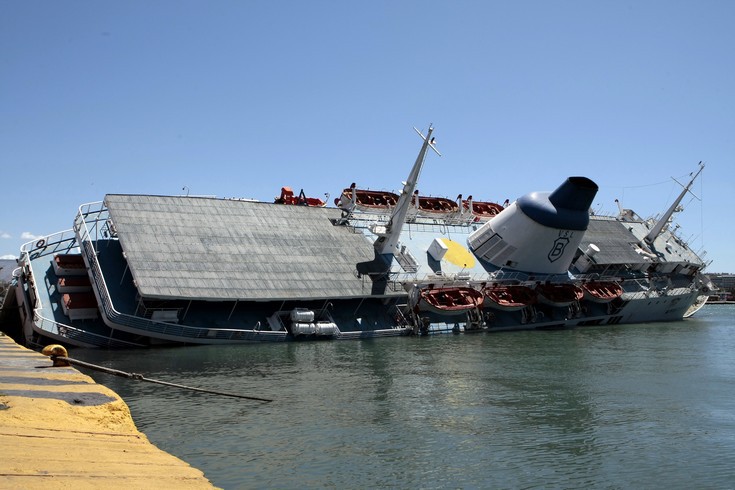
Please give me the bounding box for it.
[535,283,584,307]
[582,281,623,303]
[418,286,484,316]
[462,196,504,221]
[482,284,538,311]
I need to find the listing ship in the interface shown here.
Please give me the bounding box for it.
[3,126,711,348]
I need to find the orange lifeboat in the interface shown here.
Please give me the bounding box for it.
[418,286,484,316]
[335,184,399,212]
[482,284,538,311]
[274,187,326,207]
[582,281,623,303]
[535,283,584,307]
[412,191,460,216]
[462,195,505,221]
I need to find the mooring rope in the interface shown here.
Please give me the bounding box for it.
[51,355,273,403]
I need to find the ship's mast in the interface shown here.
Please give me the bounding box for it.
[375,125,441,256]
[644,162,704,245]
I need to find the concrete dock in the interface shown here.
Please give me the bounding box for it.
[0,333,217,489]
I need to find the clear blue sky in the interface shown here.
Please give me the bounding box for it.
[2,1,734,272]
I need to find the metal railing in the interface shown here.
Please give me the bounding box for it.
[33,311,143,348]
[18,229,144,348]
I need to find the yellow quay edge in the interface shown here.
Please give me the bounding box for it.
[0,333,217,489]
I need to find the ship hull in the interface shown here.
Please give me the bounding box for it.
[13,232,703,348]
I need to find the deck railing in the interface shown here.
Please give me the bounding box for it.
[33,311,143,348]
[19,229,144,348]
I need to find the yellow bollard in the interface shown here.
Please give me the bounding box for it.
[41,344,71,367]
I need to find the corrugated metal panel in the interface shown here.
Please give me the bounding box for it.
[105,195,381,301]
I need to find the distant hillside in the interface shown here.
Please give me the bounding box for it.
[0,259,17,283]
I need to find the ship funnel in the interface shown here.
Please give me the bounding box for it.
[549,177,598,211]
[468,176,598,275]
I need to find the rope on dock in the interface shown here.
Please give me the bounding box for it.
[49,354,273,403]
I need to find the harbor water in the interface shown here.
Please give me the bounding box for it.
[75,305,735,489]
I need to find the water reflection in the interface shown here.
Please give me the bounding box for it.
[73,310,735,489]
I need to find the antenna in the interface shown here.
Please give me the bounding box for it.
[376,125,440,256]
[644,162,704,244]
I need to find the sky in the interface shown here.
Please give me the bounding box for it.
[1,1,734,272]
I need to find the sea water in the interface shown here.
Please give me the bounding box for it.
[76,305,735,489]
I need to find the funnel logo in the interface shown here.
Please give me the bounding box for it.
[548,232,572,263]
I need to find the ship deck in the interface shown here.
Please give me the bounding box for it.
[24,239,409,346]
[105,195,403,302]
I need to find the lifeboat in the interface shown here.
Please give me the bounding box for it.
[462,196,505,221]
[412,192,460,217]
[53,254,87,276]
[418,286,484,316]
[335,184,399,212]
[582,281,623,303]
[482,284,538,311]
[61,292,99,320]
[274,187,326,207]
[535,283,584,307]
